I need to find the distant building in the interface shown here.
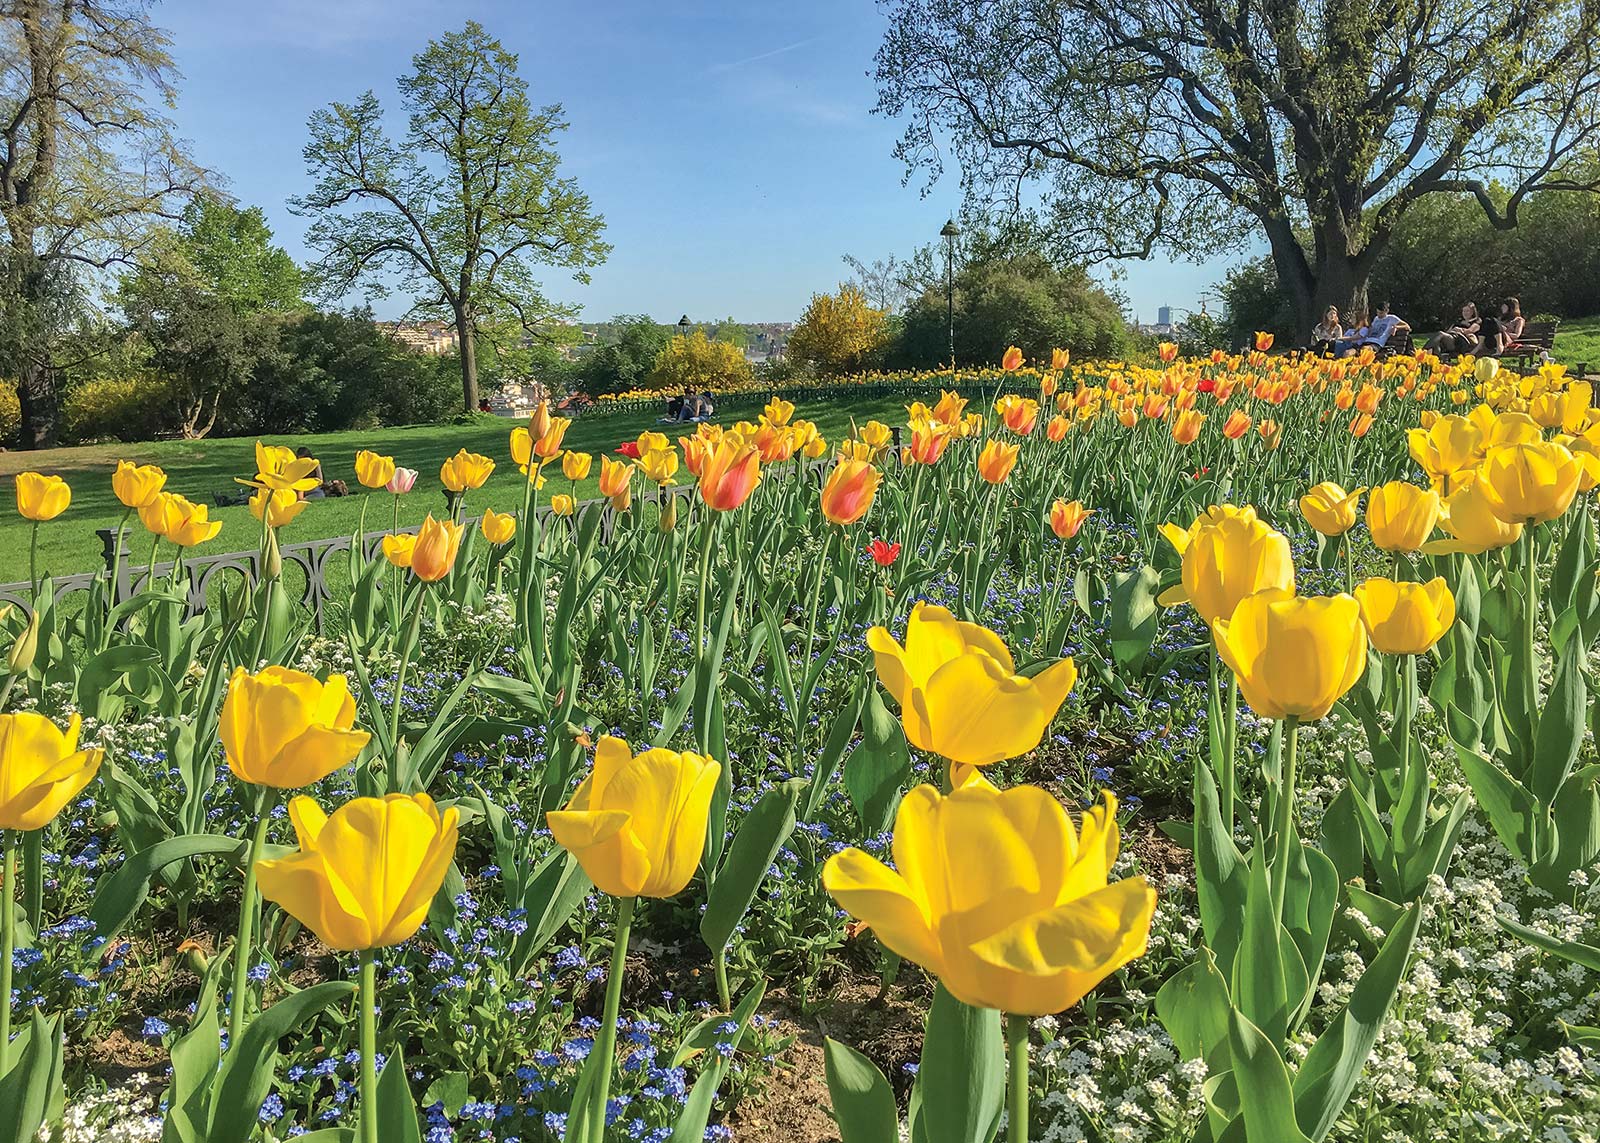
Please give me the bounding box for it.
[375,320,459,355]
[1157,305,1173,327]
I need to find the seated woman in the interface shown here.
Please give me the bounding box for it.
[1334,310,1370,355]
[1310,307,1342,355]
[1479,297,1525,356]
[1424,302,1481,356]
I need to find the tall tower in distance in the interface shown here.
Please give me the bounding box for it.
[1157,304,1173,327]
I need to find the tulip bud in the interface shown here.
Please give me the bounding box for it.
[264,529,283,580]
[1475,357,1501,385]
[8,610,40,674]
[658,496,678,533]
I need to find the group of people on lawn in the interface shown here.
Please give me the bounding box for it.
[1309,295,1533,360]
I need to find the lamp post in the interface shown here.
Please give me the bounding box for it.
[940,219,959,372]
[677,314,691,340]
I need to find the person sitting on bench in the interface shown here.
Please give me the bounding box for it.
[1480,297,1525,356]
[1425,302,1481,357]
[1348,301,1409,354]
[1310,307,1342,355]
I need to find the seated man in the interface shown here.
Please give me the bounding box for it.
[696,390,715,419]
[1351,301,1409,353]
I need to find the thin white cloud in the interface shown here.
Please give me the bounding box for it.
[706,37,818,75]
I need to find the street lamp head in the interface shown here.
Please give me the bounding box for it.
[677,315,691,332]
[940,219,959,238]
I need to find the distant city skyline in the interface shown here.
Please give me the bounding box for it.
[154,0,1251,327]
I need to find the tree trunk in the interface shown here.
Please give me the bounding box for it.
[16,356,56,449]
[455,306,478,413]
[1310,254,1371,333]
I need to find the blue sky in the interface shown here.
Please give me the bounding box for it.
[157,0,1245,324]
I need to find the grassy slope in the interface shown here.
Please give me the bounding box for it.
[0,393,911,582]
[1553,314,1600,372]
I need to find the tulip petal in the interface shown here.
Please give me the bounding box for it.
[267,726,371,789]
[378,805,459,947]
[920,652,1066,766]
[288,796,329,848]
[822,847,941,970]
[967,878,1156,1005]
[547,809,651,898]
[256,850,371,951]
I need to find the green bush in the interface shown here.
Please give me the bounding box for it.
[0,380,18,446]
[63,375,174,443]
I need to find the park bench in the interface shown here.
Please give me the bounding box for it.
[1499,319,1558,369]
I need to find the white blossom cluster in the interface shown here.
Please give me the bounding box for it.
[36,1077,162,1143]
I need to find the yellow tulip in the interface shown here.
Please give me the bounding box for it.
[1156,511,1294,625]
[764,397,795,426]
[256,793,459,950]
[411,515,463,582]
[823,785,1155,1015]
[219,666,370,788]
[547,736,720,898]
[1484,411,1543,450]
[1407,416,1480,489]
[1530,383,1591,432]
[1423,474,1523,554]
[159,495,223,547]
[1366,482,1441,552]
[353,450,396,490]
[636,430,669,456]
[480,508,516,545]
[562,451,593,481]
[440,449,495,492]
[1478,440,1582,524]
[249,487,306,529]
[138,491,184,539]
[0,712,105,831]
[860,421,893,453]
[637,447,679,485]
[1353,577,1457,656]
[15,472,69,521]
[1299,482,1365,537]
[381,533,416,568]
[867,602,1077,766]
[248,443,321,493]
[111,461,166,509]
[1558,432,1600,491]
[1213,590,1368,721]
[551,494,576,516]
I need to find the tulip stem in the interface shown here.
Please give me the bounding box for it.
[359,948,379,1143]
[590,896,635,1143]
[714,948,731,1011]
[1523,528,1540,715]
[228,804,274,1048]
[1271,716,1300,920]
[389,587,427,773]
[1006,1012,1030,1143]
[0,831,14,1077]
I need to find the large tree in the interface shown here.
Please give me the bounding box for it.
[874,0,1600,333]
[0,0,205,446]
[118,194,302,437]
[293,21,609,414]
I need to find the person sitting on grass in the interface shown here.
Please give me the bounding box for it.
[1424,302,1481,357]
[1311,306,1342,355]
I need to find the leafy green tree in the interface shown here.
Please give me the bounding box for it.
[0,0,206,446]
[710,317,750,350]
[235,309,459,434]
[118,196,302,437]
[293,21,609,415]
[577,314,672,396]
[890,250,1127,367]
[875,0,1600,334]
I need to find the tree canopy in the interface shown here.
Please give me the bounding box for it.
[875,0,1600,332]
[788,285,892,374]
[293,20,609,413]
[0,0,205,446]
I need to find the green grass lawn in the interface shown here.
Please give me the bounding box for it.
[1553,314,1600,372]
[0,393,913,583]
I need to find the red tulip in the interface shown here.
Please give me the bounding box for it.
[616,441,641,458]
[867,539,901,566]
